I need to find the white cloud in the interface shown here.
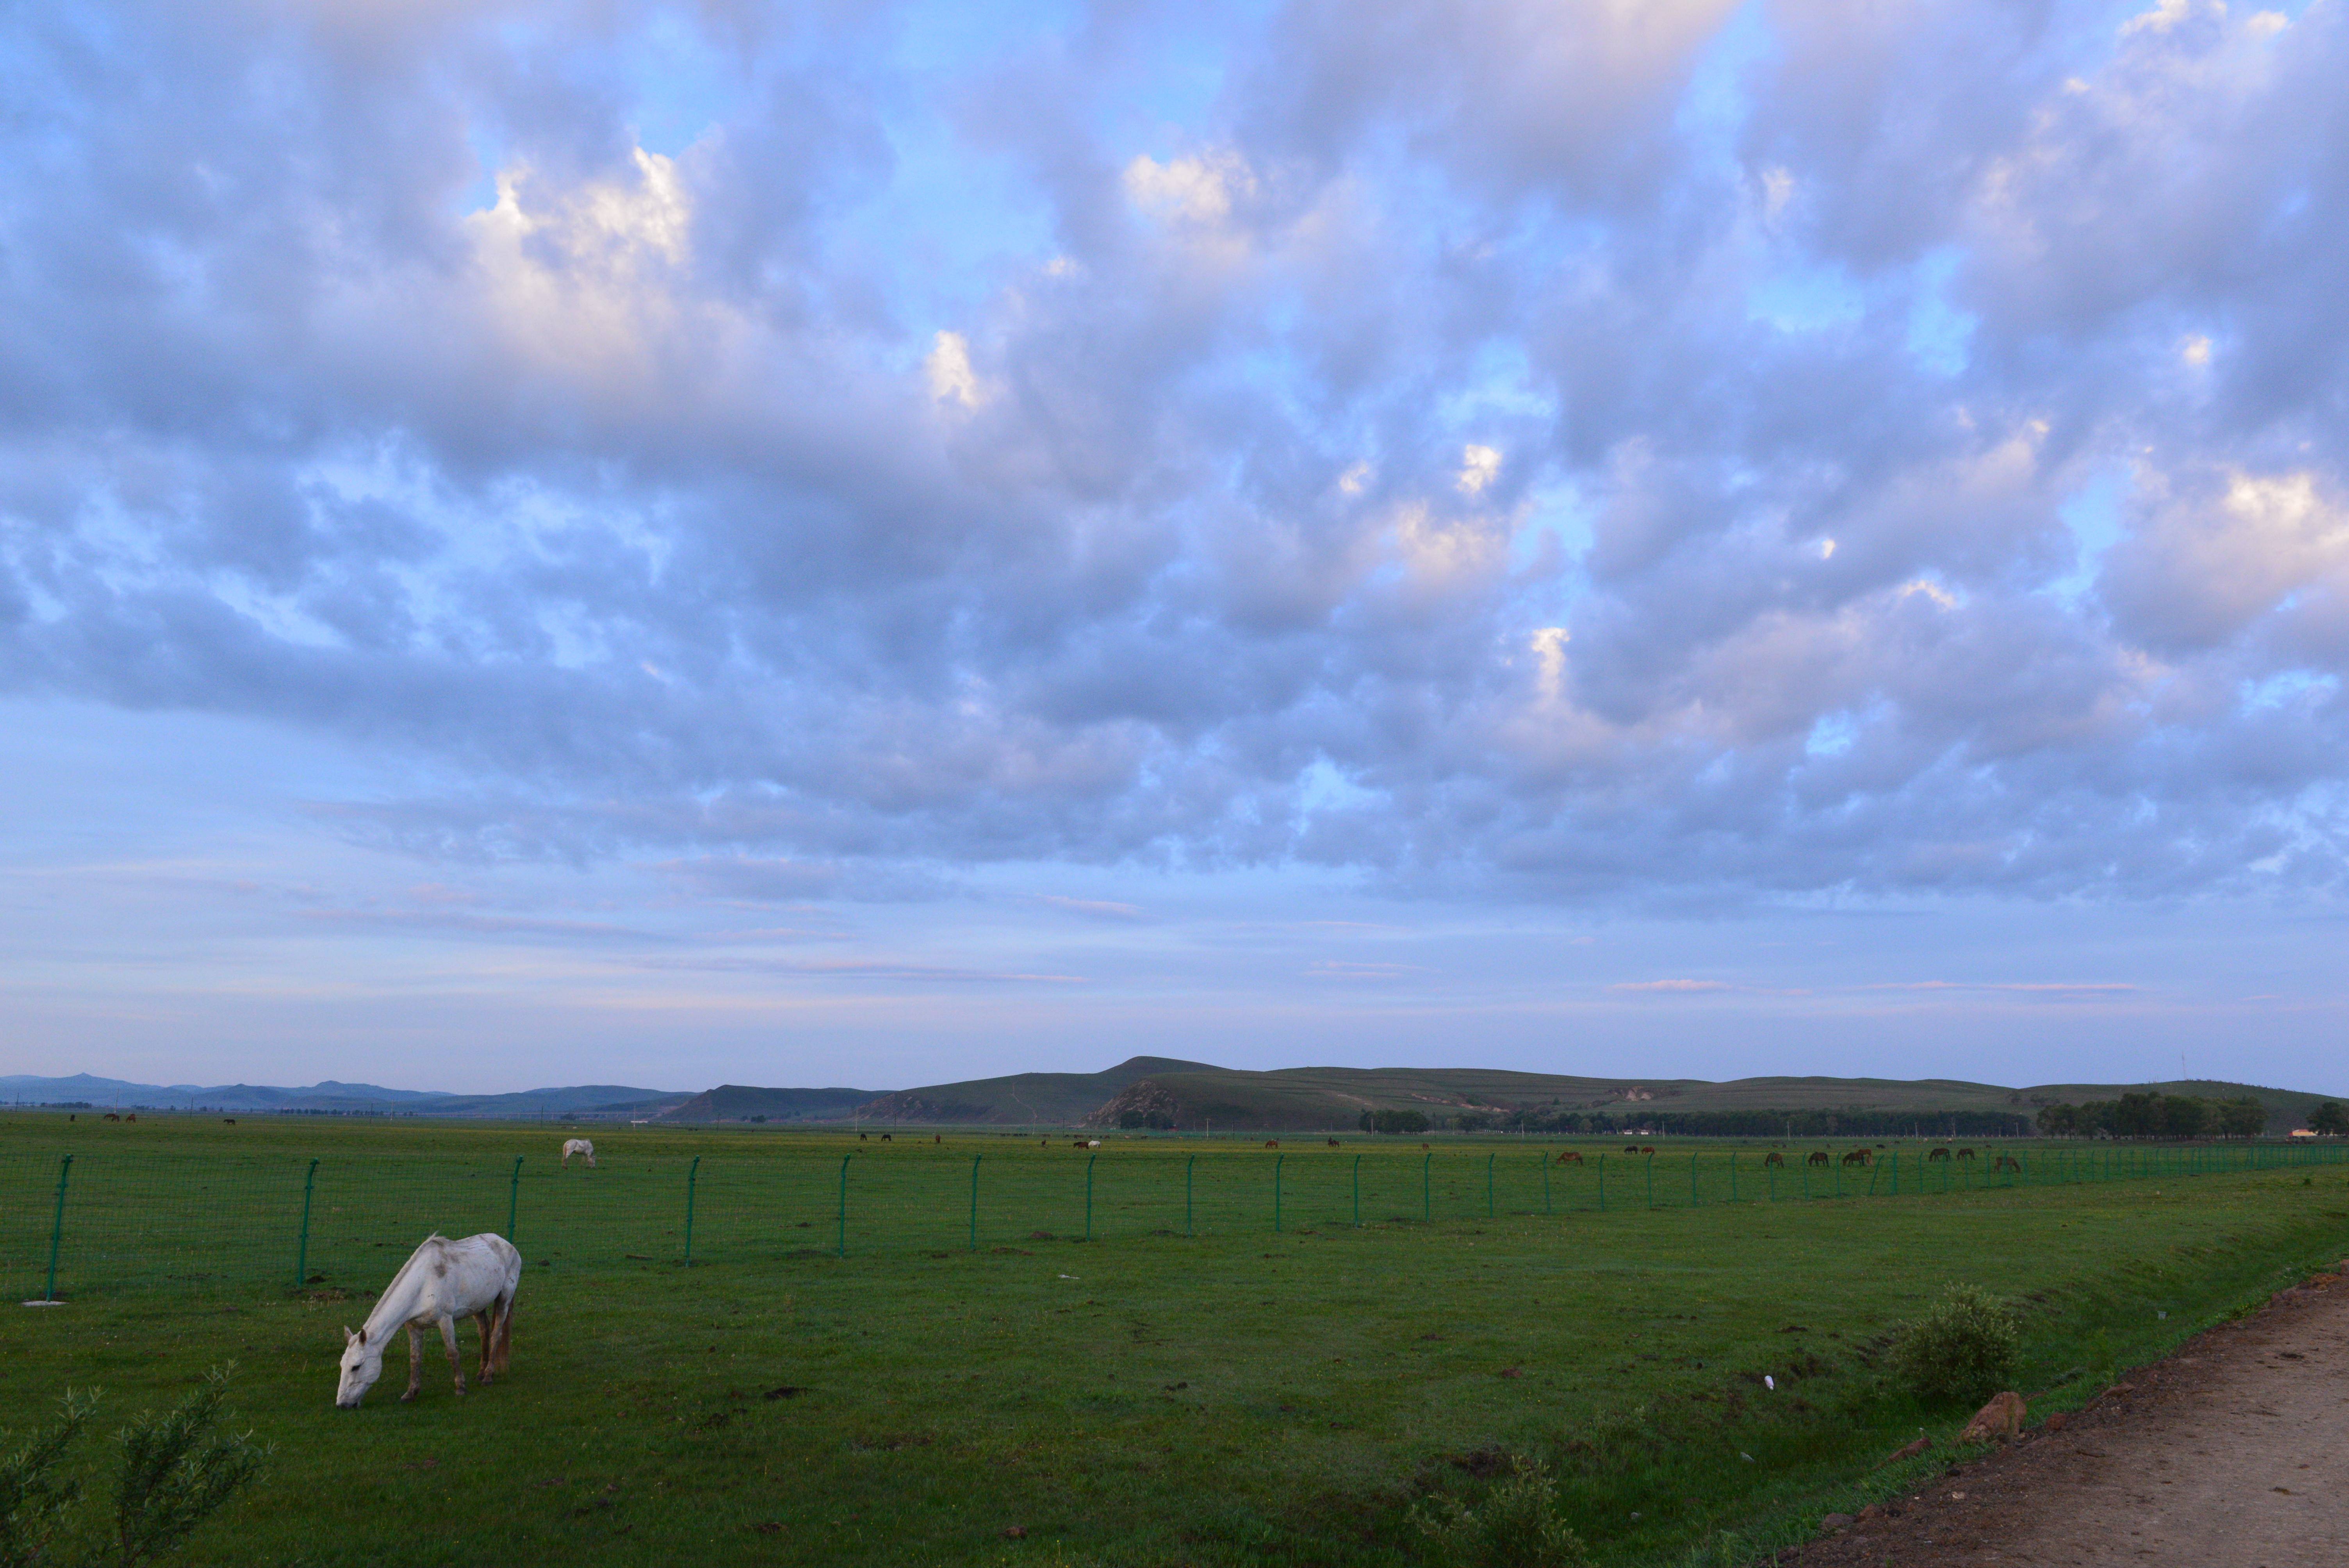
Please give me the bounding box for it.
[2121,0,2197,37]
[925,330,983,409]
[1121,151,1255,225]
[1456,444,1502,496]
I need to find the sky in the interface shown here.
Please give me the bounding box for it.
[3,0,2347,1097]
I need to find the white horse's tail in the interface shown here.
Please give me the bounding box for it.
[492,1290,517,1375]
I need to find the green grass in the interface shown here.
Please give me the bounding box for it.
[6,1114,2347,1568]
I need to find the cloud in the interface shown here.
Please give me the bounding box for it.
[1034,894,1148,922]
[1864,981,2139,996]
[0,0,2344,917]
[925,331,984,409]
[1121,151,1255,225]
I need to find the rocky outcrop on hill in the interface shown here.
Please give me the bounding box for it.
[1083,1079,1184,1129]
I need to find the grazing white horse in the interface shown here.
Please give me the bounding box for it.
[561,1137,595,1167]
[335,1233,520,1408]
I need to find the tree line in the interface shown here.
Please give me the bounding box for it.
[1360,1106,2034,1137]
[2032,1092,2269,1139]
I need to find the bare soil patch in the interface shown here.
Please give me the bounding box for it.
[1781,1263,2349,1567]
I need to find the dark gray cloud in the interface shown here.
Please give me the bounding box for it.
[2,0,2345,909]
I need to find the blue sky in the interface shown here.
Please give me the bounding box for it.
[4,0,2347,1096]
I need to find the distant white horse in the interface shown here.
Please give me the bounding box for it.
[335,1233,520,1408]
[561,1137,595,1167]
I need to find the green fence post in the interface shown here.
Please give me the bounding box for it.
[1185,1155,1195,1236]
[40,1154,71,1303]
[290,1150,322,1286]
[683,1155,700,1264]
[1541,1153,1551,1216]
[1597,1153,1606,1212]
[1730,1151,1738,1203]
[1422,1153,1431,1222]
[969,1155,981,1252]
[1690,1151,1698,1207]
[1485,1153,1494,1218]
[1891,1149,1899,1197]
[1645,1151,1655,1210]
[1833,1155,1843,1199]
[1353,1155,1362,1227]
[507,1155,523,1247]
[1085,1154,1098,1241]
[836,1155,850,1258]
[1273,1155,1285,1233]
[293,1157,320,1288]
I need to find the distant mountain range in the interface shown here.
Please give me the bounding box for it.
[0,1073,690,1117]
[5,1062,2337,1133]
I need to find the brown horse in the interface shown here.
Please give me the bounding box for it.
[1956,1148,1977,1162]
[1264,1139,1280,1149]
[1556,1151,1584,1165]
[1762,1151,1785,1167]
[1841,1149,1872,1166]
[1928,1147,1951,1162]
[1807,1150,1830,1166]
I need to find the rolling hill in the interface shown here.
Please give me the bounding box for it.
[654,1060,2342,1135]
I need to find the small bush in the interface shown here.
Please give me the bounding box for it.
[0,1366,265,1568]
[1893,1284,2020,1406]
[2,1389,95,1568]
[1410,1455,1592,1568]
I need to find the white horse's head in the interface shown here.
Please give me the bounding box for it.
[336,1325,384,1408]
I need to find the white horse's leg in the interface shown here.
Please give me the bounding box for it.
[403,1323,425,1402]
[473,1309,496,1382]
[439,1315,466,1396]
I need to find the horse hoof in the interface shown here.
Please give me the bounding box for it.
[399,1392,417,1403]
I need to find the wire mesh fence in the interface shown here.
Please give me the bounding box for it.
[8,1136,2343,1302]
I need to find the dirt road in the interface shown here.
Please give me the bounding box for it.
[1782,1263,2349,1568]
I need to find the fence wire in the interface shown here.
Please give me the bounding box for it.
[7,1136,2342,1302]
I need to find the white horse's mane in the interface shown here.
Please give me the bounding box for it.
[364,1234,448,1334]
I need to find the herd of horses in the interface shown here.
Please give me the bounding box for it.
[1548,1144,2025,1172]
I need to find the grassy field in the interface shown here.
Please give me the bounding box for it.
[5,1114,2347,1568]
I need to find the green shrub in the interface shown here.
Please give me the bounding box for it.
[1893,1284,2021,1406]
[0,1366,265,1568]
[1,1388,94,1568]
[1409,1455,1592,1568]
